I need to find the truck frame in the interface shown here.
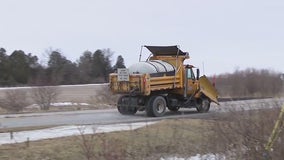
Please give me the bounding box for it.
[109,45,219,117]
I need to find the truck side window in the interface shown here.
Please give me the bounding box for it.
[187,68,195,80]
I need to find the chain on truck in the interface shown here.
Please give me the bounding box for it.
[109,45,219,117]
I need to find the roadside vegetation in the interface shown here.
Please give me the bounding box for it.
[0,84,120,114]
[0,104,283,160]
[0,90,29,112]
[215,68,283,98]
[31,86,59,110]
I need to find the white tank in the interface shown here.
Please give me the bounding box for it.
[128,60,175,74]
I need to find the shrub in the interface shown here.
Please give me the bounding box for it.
[31,86,59,110]
[0,89,29,112]
[208,105,284,159]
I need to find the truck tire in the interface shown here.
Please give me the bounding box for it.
[117,96,137,115]
[195,97,210,113]
[146,96,167,117]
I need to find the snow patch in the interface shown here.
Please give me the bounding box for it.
[25,102,90,109]
[51,102,89,107]
[161,153,226,160]
[0,122,157,145]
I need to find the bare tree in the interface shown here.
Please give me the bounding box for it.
[77,128,127,160]
[77,127,96,160]
[0,90,28,112]
[215,68,283,98]
[31,86,59,110]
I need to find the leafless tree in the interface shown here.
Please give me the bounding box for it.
[77,127,96,160]
[77,126,127,160]
[0,90,29,112]
[31,86,59,110]
[215,68,283,98]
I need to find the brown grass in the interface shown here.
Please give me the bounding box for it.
[0,108,283,160]
[0,84,108,103]
[0,84,117,113]
[0,119,210,160]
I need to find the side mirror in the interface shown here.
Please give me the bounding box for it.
[196,68,200,80]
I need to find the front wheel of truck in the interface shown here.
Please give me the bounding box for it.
[146,96,167,117]
[195,97,210,113]
[117,96,137,115]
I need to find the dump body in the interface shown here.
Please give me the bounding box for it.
[109,55,186,96]
[109,45,219,117]
[109,73,149,95]
[109,73,183,96]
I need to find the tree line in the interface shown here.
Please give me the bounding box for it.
[0,48,126,86]
[215,68,283,97]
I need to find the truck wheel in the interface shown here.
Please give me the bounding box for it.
[146,96,167,117]
[117,96,137,115]
[196,97,210,113]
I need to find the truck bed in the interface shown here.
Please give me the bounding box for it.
[109,73,182,96]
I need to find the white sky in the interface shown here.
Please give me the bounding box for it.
[1,0,283,75]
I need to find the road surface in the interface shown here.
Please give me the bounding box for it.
[0,98,283,129]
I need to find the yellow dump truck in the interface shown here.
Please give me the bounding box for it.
[109,46,219,117]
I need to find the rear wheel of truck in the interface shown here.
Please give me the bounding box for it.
[195,97,210,113]
[146,96,167,117]
[117,96,137,115]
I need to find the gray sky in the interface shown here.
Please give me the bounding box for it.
[1,0,283,75]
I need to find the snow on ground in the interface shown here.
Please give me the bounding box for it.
[0,121,157,145]
[160,154,226,160]
[25,102,90,109]
[51,102,89,107]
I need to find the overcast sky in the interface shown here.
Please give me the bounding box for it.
[1,0,283,75]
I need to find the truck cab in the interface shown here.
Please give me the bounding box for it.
[185,65,199,97]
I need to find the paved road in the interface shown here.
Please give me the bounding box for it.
[0,98,283,129]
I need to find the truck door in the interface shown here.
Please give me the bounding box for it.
[184,67,198,97]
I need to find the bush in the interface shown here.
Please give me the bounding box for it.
[31,86,59,110]
[88,85,120,108]
[208,105,284,159]
[0,90,29,112]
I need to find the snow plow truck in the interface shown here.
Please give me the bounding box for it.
[109,45,219,117]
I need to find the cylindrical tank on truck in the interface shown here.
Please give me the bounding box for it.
[109,45,219,117]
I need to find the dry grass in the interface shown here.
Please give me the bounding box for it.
[0,84,117,114]
[1,107,283,159]
[207,108,284,160]
[0,119,211,160]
